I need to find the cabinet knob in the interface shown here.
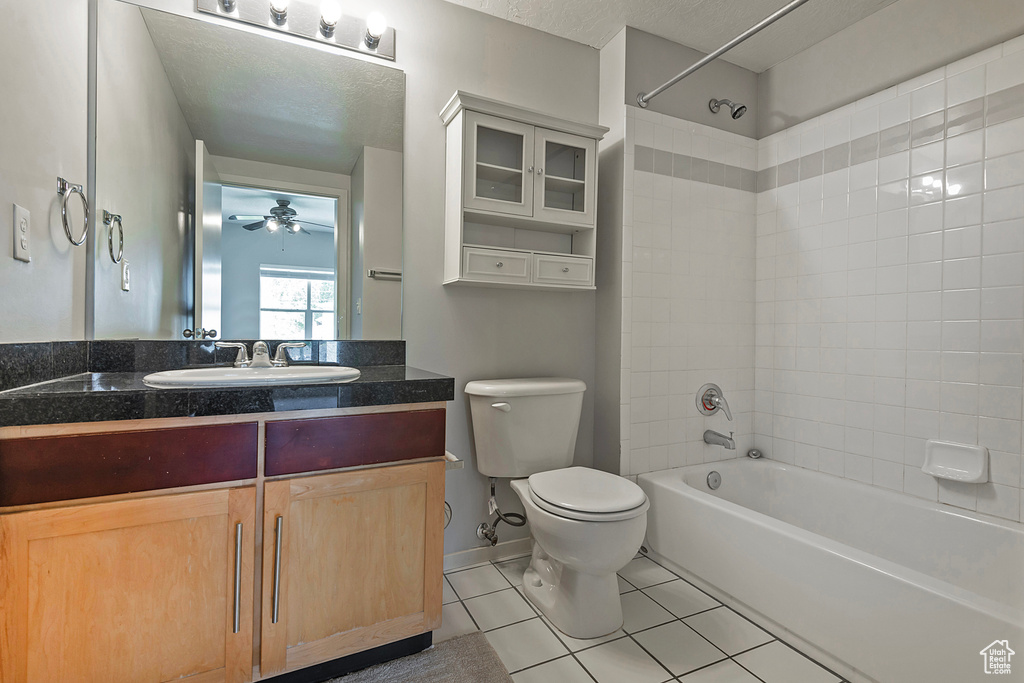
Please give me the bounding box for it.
[527,166,534,174]
[562,267,570,273]
[496,261,504,268]
[537,168,544,175]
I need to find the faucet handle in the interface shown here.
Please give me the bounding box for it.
[272,342,308,367]
[697,383,733,421]
[215,341,250,368]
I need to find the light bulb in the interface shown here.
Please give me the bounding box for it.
[266,218,280,232]
[288,221,301,233]
[366,12,387,38]
[270,0,288,22]
[219,0,236,11]
[320,0,341,35]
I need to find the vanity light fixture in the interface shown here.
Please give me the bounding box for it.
[319,1,341,37]
[364,12,387,49]
[198,0,396,61]
[269,0,288,24]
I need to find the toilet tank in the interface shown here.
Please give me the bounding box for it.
[465,378,586,478]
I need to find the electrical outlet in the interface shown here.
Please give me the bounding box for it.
[13,204,30,262]
[121,260,131,291]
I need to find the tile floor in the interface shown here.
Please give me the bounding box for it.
[435,553,846,683]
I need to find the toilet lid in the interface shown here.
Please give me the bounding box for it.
[528,467,647,514]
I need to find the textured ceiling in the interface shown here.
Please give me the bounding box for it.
[141,8,404,175]
[439,0,901,72]
[221,185,337,233]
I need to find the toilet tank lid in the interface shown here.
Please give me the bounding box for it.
[465,378,586,397]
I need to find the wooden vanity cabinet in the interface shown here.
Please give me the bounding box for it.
[0,486,256,683]
[259,460,444,677]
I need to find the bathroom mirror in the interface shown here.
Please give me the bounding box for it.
[90,0,405,340]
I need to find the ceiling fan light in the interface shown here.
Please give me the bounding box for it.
[266,218,280,232]
[288,221,302,233]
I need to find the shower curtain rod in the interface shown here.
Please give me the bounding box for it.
[637,0,812,108]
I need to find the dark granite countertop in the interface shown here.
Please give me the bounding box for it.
[0,365,454,427]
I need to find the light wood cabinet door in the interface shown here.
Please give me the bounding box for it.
[260,461,444,676]
[0,487,256,683]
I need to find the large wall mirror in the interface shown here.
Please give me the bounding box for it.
[90,1,405,341]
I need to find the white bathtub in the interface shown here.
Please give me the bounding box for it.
[638,459,1024,683]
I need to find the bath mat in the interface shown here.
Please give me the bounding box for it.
[329,632,513,683]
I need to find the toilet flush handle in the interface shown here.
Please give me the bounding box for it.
[491,402,512,412]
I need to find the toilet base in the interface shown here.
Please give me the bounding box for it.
[521,543,623,640]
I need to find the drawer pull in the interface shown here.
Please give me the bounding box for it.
[272,515,283,624]
[233,522,243,634]
[562,267,570,273]
[496,261,503,268]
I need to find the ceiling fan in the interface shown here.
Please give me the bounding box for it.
[229,200,333,235]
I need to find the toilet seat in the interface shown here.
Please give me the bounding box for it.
[528,467,649,522]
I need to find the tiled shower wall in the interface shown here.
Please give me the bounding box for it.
[620,106,757,477]
[754,35,1024,521]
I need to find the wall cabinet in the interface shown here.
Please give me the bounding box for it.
[442,92,608,291]
[259,461,444,676]
[0,487,256,683]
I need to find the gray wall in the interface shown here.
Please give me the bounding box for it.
[354,147,403,340]
[93,0,194,339]
[220,225,336,339]
[0,0,88,342]
[624,27,759,139]
[594,28,627,476]
[350,154,365,340]
[758,0,1024,136]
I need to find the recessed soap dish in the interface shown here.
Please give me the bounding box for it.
[922,440,989,483]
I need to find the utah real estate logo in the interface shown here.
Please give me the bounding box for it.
[980,640,1014,675]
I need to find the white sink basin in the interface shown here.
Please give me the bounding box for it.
[143,366,361,389]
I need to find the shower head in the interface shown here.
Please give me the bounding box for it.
[709,98,747,120]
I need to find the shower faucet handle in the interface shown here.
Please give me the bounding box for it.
[697,383,733,421]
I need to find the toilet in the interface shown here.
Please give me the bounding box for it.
[465,378,649,639]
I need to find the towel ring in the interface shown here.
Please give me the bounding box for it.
[104,211,124,263]
[57,177,90,247]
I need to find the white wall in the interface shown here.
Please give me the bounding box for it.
[617,106,758,477]
[220,225,336,339]
[0,0,88,342]
[758,0,1024,136]
[754,36,1024,522]
[351,147,403,340]
[93,0,194,339]
[624,27,759,140]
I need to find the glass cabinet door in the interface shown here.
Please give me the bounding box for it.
[533,128,596,226]
[463,111,535,217]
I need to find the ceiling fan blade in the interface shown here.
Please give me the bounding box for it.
[242,221,265,230]
[297,220,335,229]
[299,226,311,235]
[229,215,267,221]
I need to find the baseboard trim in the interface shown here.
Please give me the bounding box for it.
[260,632,432,683]
[443,537,532,571]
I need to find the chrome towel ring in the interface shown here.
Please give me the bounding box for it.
[103,210,124,263]
[57,177,90,246]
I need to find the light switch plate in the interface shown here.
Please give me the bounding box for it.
[121,260,131,291]
[13,204,30,262]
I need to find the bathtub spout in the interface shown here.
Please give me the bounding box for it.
[704,429,735,450]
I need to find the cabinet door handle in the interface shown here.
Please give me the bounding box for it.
[272,515,283,624]
[527,166,534,174]
[233,522,243,634]
[537,168,544,175]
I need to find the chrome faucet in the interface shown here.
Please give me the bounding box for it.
[215,341,250,368]
[249,341,274,368]
[704,429,736,450]
[272,342,307,367]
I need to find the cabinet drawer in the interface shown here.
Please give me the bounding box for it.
[0,423,258,506]
[532,254,594,286]
[265,409,446,476]
[463,247,531,283]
